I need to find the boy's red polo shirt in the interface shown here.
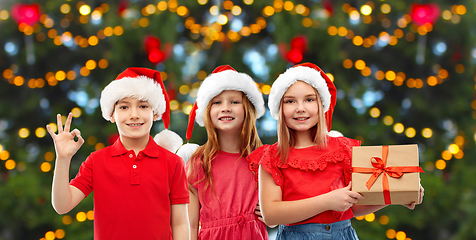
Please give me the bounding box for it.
[70,136,189,240]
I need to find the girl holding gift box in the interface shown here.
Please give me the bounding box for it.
[178,65,271,240]
[247,63,424,239]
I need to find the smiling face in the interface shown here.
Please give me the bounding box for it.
[281,81,321,133]
[110,97,158,144]
[208,90,245,135]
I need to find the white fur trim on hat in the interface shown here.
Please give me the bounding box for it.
[327,130,343,137]
[154,129,183,153]
[194,69,265,126]
[176,143,200,163]
[100,76,166,121]
[268,66,331,120]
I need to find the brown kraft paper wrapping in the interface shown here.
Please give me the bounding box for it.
[351,144,423,205]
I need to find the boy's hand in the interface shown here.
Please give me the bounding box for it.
[402,181,424,210]
[46,113,84,160]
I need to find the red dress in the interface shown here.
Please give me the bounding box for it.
[247,136,361,225]
[187,151,268,240]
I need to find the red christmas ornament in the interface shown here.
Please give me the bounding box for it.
[144,35,161,54]
[280,36,307,64]
[148,49,166,64]
[108,133,119,145]
[452,51,462,62]
[286,49,303,64]
[409,3,440,26]
[167,87,177,101]
[323,0,334,16]
[290,36,307,55]
[144,35,172,64]
[11,3,41,26]
[118,1,128,17]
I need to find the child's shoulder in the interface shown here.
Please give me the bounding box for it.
[156,144,183,163]
[249,143,278,156]
[327,136,361,148]
[89,144,114,157]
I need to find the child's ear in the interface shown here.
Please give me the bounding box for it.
[110,114,115,123]
[153,114,159,121]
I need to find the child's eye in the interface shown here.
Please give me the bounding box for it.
[284,99,294,104]
[119,105,128,110]
[306,98,315,102]
[212,101,221,105]
[231,100,241,104]
[140,105,149,109]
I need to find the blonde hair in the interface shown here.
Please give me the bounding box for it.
[188,92,262,194]
[277,81,328,165]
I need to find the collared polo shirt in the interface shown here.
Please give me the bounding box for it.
[70,136,189,240]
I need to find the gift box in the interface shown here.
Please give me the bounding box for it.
[351,144,424,205]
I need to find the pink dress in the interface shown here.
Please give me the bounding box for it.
[187,151,268,240]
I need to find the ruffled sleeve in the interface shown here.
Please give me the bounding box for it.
[335,137,361,186]
[246,144,284,186]
[246,145,265,181]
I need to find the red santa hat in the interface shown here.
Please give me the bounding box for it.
[186,65,265,138]
[176,65,265,162]
[268,62,340,135]
[100,67,183,152]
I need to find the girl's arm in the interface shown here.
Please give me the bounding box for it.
[352,181,424,216]
[171,204,190,240]
[255,203,277,228]
[259,166,364,226]
[188,185,200,240]
[351,205,386,217]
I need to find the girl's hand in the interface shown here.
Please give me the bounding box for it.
[402,181,424,210]
[46,113,84,160]
[326,182,364,212]
[255,202,277,228]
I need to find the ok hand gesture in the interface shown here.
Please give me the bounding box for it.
[46,113,85,161]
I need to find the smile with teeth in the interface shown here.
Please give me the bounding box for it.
[127,123,144,127]
[219,117,234,121]
[294,117,309,121]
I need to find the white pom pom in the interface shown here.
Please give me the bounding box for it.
[176,143,200,163]
[327,130,343,137]
[154,129,183,153]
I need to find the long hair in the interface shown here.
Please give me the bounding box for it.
[188,92,262,194]
[277,82,328,165]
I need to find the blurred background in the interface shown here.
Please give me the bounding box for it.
[0,0,475,239]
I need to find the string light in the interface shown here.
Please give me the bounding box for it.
[364,213,375,222]
[62,215,72,225]
[2,3,472,240]
[5,159,16,170]
[76,212,87,222]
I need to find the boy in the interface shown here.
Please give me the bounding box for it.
[47,67,190,240]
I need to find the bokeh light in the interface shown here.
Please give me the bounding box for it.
[364,213,375,222]
[19,128,30,138]
[76,212,87,222]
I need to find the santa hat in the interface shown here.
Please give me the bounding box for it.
[268,62,340,136]
[192,65,265,127]
[100,67,183,152]
[176,65,265,162]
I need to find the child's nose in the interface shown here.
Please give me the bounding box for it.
[296,101,305,112]
[221,102,231,112]
[130,108,139,119]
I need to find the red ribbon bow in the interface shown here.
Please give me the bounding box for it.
[352,146,424,204]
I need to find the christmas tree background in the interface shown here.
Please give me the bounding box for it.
[1,0,475,239]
